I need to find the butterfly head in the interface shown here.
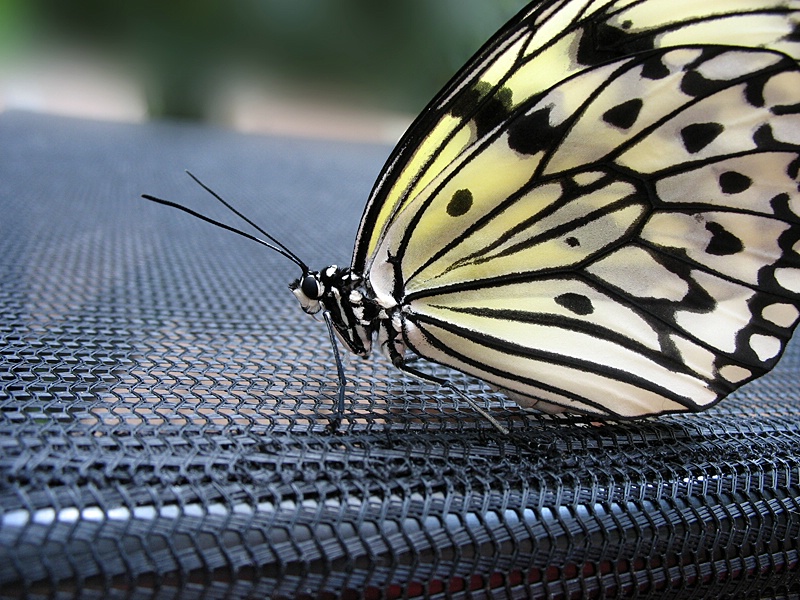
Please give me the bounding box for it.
[291,269,328,315]
[290,265,377,356]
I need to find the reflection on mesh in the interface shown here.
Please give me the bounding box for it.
[1,112,799,599]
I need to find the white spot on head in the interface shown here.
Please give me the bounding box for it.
[719,364,751,383]
[762,303,799,328]
[749,333,781,362]
[291,286,321,314]
[774,268,800,294]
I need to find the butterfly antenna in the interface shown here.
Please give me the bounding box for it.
[142,193,308,271]
[184,171,308,270]
[141,176,308,272]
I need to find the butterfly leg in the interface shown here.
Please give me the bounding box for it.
[322,310,346,432]
[377,319,509,433]
[390,354,510,435]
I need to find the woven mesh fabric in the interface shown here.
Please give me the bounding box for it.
[1,110,799,599]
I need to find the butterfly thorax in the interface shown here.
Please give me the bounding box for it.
[290,265,385,357]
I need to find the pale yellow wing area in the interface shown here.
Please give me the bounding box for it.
[352,0,800,273]
[374,49,799,295]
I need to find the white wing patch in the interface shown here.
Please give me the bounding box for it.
[774,268,800,294]
[672,272,755,354]
[640,212,789,286]
[762,303,800,327]
[654,152,800,216]
[403,317,714,417]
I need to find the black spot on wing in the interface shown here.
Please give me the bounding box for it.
[566,236,580,247]
[742,56,800,109]
[745,74,768,108]
[447,189,473,217]
[791,155,800,180]
[753,123,778,148]
[634,245,716,313]
[681,281,717,313]
[641,55,670,80]
[680,122,724,153]
[576,21,655,66]
[450,82,513,138]
[705,222,744,256]
[507,106,567,155]
[555,293,594,316]
[770,192,797,223]
[719,171,752,194]
[772,102,800,116]
[680,70,727,97]
[602,98,643,129]
[788,21,800,42]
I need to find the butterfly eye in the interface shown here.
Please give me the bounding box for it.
[301,274,323,300]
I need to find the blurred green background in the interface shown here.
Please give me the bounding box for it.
[0,0,528,136]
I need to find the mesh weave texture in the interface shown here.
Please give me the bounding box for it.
[1,111,799,599]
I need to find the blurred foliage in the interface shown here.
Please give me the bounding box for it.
[6,0,529,119]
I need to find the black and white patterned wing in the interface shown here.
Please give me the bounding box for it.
[368,42,800,417]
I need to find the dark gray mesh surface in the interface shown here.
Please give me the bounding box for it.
[1,110,799,599]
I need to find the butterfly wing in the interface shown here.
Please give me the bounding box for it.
[353,0,800,274]
[358,1,800,417]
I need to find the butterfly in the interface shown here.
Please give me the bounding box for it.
[145,0,800,431]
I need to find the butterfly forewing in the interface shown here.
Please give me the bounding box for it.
[353,0,800,277]
[359,2,800,417]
